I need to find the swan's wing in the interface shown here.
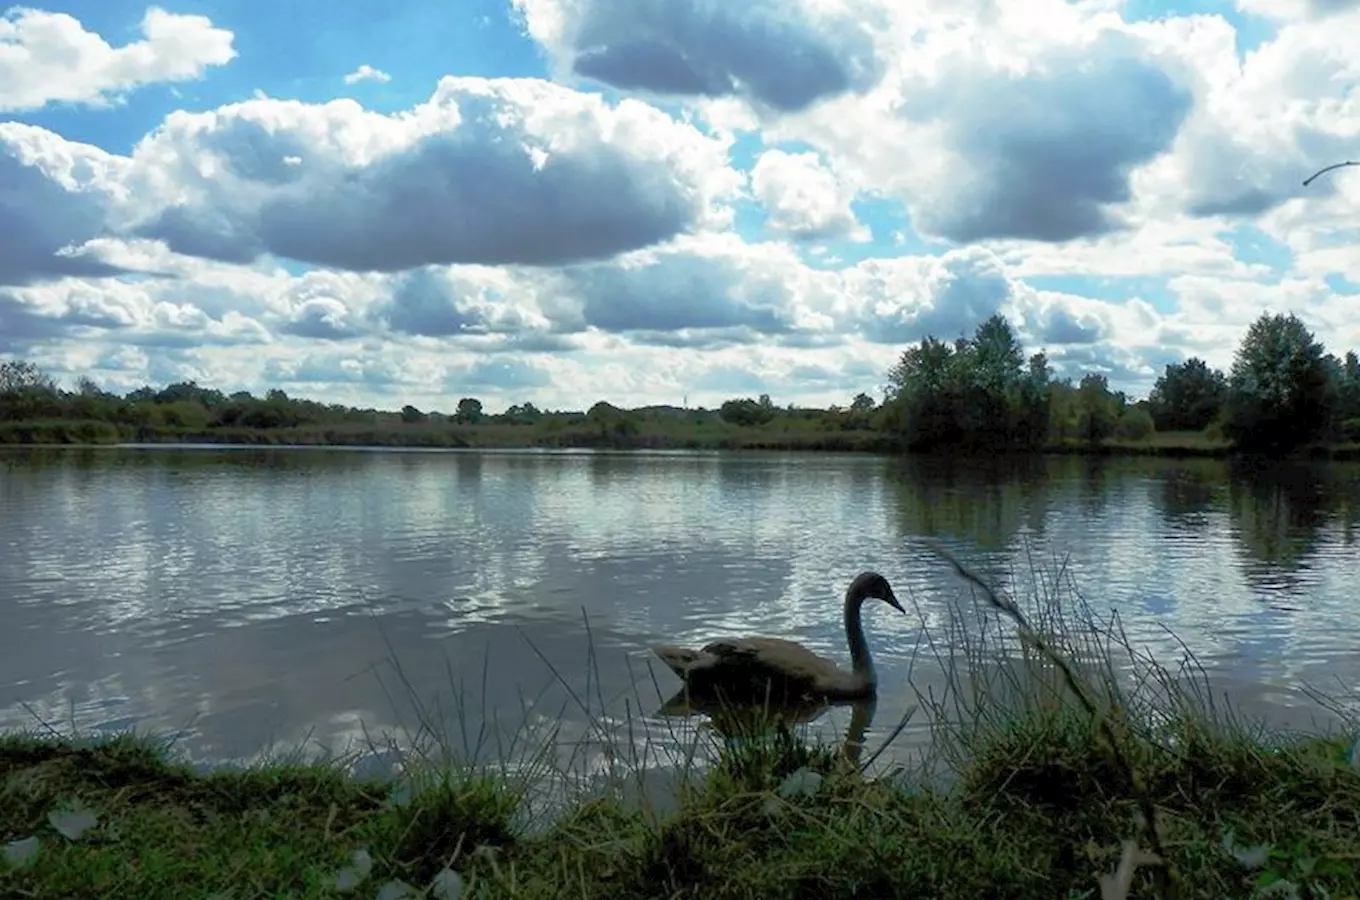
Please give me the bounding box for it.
[651,644,716,677]
[700,637,843,682]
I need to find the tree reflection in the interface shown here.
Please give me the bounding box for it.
[1224,458,1354,600]
[1156,460,1226,528]
[886,454,1050,554]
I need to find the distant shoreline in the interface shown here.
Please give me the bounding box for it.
[2,419,1358,461]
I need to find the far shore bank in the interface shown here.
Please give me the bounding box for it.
[2,419,1359,461]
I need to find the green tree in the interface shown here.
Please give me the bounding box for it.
[0,359,61,421]
[400,405,427,424]
[1336,350,1360,441]
[849,392,875,413]
[504,402,543,424]
[454,397,484,424]
[719,397,776,426]
[158,381,227,409]
[586,401,637,439]
[1076,373,1122,446]
[1115,407,1155,441]
[1147,357,1227,432]
[0,360,56,393]
[1014,351,1053,447]
[1223,312,1335,453]
[883,314,1046,451]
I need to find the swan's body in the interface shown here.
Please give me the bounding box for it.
[657,689,879,762]
[651,571,903,703]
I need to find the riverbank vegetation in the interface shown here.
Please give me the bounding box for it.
[3,557,1359,899]
[2,311,1358,458]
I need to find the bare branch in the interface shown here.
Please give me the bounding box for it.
[1303,161,1359,187]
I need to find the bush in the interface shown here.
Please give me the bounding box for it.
[1113,408,1154,441]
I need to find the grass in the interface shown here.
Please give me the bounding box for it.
[4,553,1360,899]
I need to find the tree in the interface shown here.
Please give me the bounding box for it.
[504,402,543,424]
[849,393,875,413]
[1222,312,1335,452]
[1337,350,1360,440]
[1115,407,1155,441]
[75,377,106,397]
[1076,373,1122,446]
[719,397,776,427]
[454,397,483,424]
[1147,357,1227,432]
[0,360,56,393]
[400,405,426,424]
[882,314,1047,451]
[587,401,637,439]
[0,359,61,421]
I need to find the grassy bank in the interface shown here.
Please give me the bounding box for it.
[4,417,1360,460]
[5,715,1356,900]
[4,557,1360,899]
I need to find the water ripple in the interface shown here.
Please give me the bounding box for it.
[1,447,1358,770]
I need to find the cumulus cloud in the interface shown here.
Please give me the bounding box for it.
[3,276,272,352]
[342,64,391,85]
[1159,8,1360,220]
[450,357,553,389]
[5,2,1358,413]
[902,30,1193,242]
[750,149,866,241]
[128,78,740,269]
[1235,0,1360,21]
[511,0,885,112]
[0,7,236,112]
[0,124,134,286]
[281,298,361,340]
[543,235,839,338]
[265,351,410,387]
[376,266,550,338]
[747,6,1212,247]
[847,247,1018,344]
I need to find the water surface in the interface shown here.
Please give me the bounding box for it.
[2,446,1357,782]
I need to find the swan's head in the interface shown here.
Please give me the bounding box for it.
[848,571,904,613]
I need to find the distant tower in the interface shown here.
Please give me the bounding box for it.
[683,393,688,409]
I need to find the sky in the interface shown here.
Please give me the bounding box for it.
[1,0,1357,414]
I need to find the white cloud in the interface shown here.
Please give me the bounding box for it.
[762,12,1196,245]
[123,77,743,269]
[342,64,391,85]
[3,2,1359,412]
[0,123,133,285]
[1148,7,1360,221]
[0,230,1182,406]
[0,7,236,112]
[511,0,886,112]
[750,149,867,242]
[1234,0,1360,22]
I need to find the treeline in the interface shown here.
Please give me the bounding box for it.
[0,365,657,446]
[1,309,1358,456]
[876,311,1360,454]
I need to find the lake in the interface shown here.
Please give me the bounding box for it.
[2,446,1358,789]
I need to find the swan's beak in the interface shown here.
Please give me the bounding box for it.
[884,591,905,613]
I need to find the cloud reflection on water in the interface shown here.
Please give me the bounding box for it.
[1,447,1358,777]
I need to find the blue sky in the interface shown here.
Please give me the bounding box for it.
[1,0,1357,412]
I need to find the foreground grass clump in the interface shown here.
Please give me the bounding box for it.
[4,705,1359,900]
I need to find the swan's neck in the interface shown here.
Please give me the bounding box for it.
[843,591,875,685]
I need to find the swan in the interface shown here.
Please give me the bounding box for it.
[651,571,904,703]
